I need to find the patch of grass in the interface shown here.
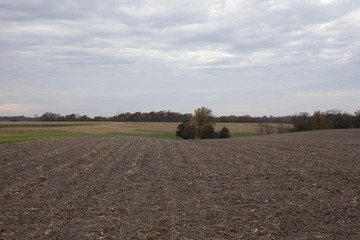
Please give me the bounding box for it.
[0,131,91,144]
[107,130,177,139]
[0,122,95,128]
[0,128,177,144]
[230,132,259,138]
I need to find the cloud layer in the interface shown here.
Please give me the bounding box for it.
[1,0,359,116]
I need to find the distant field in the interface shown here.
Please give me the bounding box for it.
[0,122,291,143]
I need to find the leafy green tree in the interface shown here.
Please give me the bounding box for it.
[312,111,329,130]
[194,107,214,133]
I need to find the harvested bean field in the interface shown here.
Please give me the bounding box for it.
[1,129,360,239]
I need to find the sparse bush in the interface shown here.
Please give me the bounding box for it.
[258,123,275,134]
[277,123,290,133]
[258,123,265,135]
[264,123,274,134]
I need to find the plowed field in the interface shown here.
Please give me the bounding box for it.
[1,129,360,239]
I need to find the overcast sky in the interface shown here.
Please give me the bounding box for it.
[1,0,359,117]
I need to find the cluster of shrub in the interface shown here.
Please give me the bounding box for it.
[176,121,230,139]
[175,107,231,140]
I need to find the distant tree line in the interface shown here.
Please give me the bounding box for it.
[291,110,360,131]
[0,116,33,121]
[216,115,292,124]
[38,112,92,121]
[27,111,192,122]
[111,111,192,122]
[30,111,293,123]
[2,109,359,132]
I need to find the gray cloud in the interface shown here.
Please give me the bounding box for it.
[0,0,359,117]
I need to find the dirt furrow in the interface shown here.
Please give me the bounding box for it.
[0,137,145,239]
[45,137,143,239]
[169,140,267,239]
[1,130,359,239]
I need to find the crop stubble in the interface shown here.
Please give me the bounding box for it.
[0,129,359,239]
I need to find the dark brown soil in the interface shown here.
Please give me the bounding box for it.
[1,129,360,239]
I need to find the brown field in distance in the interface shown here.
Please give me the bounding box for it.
[0,121,291,136]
